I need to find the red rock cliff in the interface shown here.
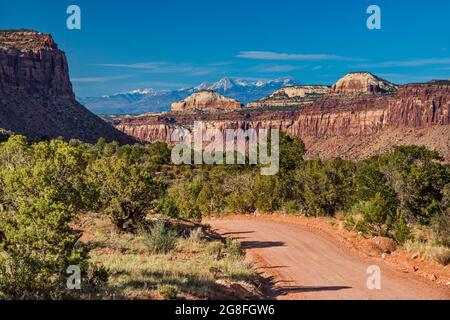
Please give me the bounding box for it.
[113,78,449,161]
[0,30,134,144]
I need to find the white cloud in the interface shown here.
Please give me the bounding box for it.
[96,61,216,76]
[71,74,134,83]
[251,64,302,73]
[127,81,193,89]
[236,51,348,61]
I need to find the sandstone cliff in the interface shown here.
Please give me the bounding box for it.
[247,85,330,108]
[0,30,134,144]
[331,72,397,94]
[113,76,450,161]
[171,90,242,112]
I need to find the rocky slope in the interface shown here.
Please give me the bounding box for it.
[171,90,242,112]
[113,74,450,161]
[0,30,134,143]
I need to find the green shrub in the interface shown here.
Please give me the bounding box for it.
[280,200,301,214]
[225,238,244,260]
[344,214,370,234]
[430,210,450,246]
[197,183,226,216]
[300,159,356,217]
[225,192,255,214]
[88,265,109,288]
[278,133,306,171]
[361,193,394,236]
[0,136,89,299]
[144,221,178,254]
[252,175,282,212]
[86,157,162,232]
[382,146,448,225]
[0,204,89,298]
[158,284,178,300]
[168,178,202,221]
[394,213,411,244]
[155,196,179,218]
[206,241,224,260]
[350,200,372,215]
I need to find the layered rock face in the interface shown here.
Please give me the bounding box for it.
[0,30,73,96]
[114,110,300,143]
[295,85,449,138]
[113,74,450,161]
[386,83,449,127]
[246,73,396,109]
[0,30,134,143]
[247,85,330,108]
[271,86,330,98]
[171,90,242,112]
[331,72,397,94]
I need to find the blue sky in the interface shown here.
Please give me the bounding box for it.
[1,0,449,96]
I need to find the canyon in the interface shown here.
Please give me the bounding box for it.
[0,29,448,161]
[0,30,134,144]
[113,73,450,161]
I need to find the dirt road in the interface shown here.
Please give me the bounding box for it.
[208,218,450,300]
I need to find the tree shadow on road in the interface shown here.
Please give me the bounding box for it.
[276,285,352,295]
[240,240,285,249]
[222,231,255,236]
[260,275,352,299]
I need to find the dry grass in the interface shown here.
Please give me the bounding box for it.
[403,240,450,266]
[410,225,436,243]
[404,224,450,266]
[83,216,256,299]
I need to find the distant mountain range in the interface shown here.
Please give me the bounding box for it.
[78,77,296,115]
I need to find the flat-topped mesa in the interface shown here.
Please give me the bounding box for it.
[0,29,134,144]
[247,85,329,108]
[114,77,450,161]
[0,30,71,96]
[269,85,330,98]
[332,72,397,95]
[0,29,58,52]
[171,90,242,112]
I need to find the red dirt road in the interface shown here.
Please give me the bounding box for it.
[208,218,450,300]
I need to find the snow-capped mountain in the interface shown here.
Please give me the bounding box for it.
[78,77,296,115]
[196,77,293,93]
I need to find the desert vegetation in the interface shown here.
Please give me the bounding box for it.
[160,134,450,265]
[0,136,255,299]
[0,133,448,299]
